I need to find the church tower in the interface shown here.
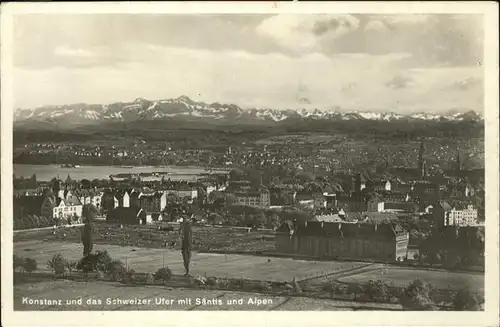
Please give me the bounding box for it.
[418,141,426,180]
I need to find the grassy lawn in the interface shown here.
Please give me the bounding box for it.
[14,240,366,282]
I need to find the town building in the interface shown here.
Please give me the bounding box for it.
[431,201,478,227]
[232,186,270,208]
[366,180,391,192]
[106,207,146,225]
[275,221,409,262]
[447,204,479,227]
[52,195,83,221]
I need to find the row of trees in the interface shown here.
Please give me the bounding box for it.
[204,205,311,229]
[419,228,484,268]
[14,215,59,230]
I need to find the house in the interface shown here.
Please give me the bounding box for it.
[447,204,478,227]
[366,195,384,212]
[323,192,337,208]
[391,182,412,194]
[163,185,199,201]
[366,180,391,192]
[52,195,83,221]
[232,186,270,208]
[336,195,365,212]
[343,212,399,224]
[138,191,166,213]
[101,190,119,214]
[75,190,103,210]
[106,207,146,225]
[114,189,130,208]
[275,220,409,262]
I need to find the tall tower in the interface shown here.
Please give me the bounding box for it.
[418,141,425,180]
[455,149,462,172]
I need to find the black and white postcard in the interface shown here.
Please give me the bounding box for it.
[1,2,499,327]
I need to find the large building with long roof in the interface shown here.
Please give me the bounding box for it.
[275,220,409,262]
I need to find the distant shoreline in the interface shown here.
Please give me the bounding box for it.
[13,163,230,171]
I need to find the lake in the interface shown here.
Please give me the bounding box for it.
[13,164,229,182]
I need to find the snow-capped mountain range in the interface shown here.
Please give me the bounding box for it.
[14,96,483,126]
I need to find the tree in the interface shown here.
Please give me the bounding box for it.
[80,179,91,189]
[180,219,193,276]
[47,253,66,275]
[399,278,436,310]
[254,212,267,228]
[81,204,98,257]
[23,258,38,275]
[452,287,482,311]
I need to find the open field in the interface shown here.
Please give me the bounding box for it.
[15,240,484,294]
[336,266,484,291]
[13,223,277,253]
[14,279,402,311]
[14,241,365,282]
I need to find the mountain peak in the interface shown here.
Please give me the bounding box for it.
[14,96,484,126]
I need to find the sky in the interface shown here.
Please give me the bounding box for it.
[13,14,484,113]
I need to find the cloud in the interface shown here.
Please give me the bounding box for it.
[54,45,96,58]
[364,20,387,32]
[445,77,482,91]
[13,44,483,114]
[379,14,435,27]
[255,14,360,53]
[385,74,415,89]
[12,14,483,114]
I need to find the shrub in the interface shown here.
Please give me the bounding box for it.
[365,280,390,301]
[193,275,207,286]
[280,282,294,295]
[216,278,230,289]
[228,278,243,290]
[95,251,113,272]
[257,281,272,293]
[348,283,364,299]
[96,271,106,280]
[47,254,66,275]
[77,251,115,273]
[334,283,349,295]
[23,258,38,274]
[206,276,218,287]
[120,269,136,284]
[154,267,173,283]
[14,255,25,272]
[399,278,436,310]
[452,287,482,311]
[65,261,77,275]
[108,260,126,280]
[145,273,155,284]
[77,255,95,273]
